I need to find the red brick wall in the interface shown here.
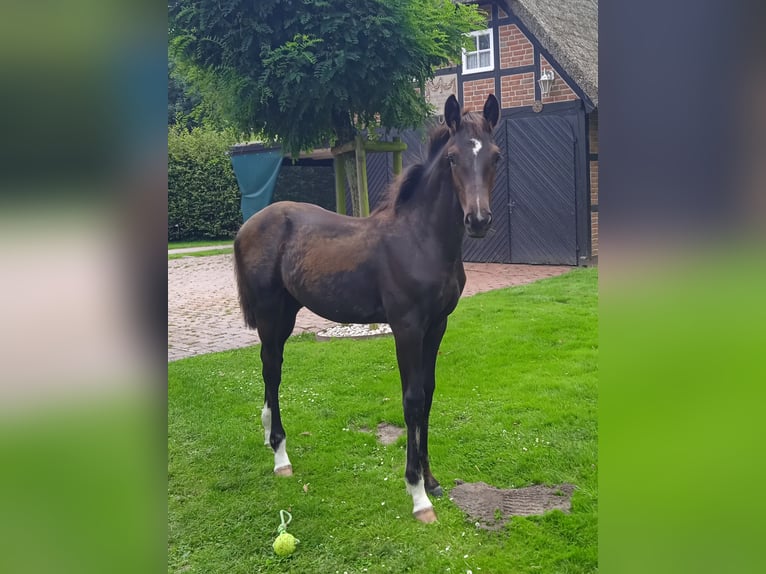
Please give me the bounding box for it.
[498,24,534,69]
[591,212,598,257]
[589,111,599,258]
[590,160,599,207]
[500,72,535,108]
[456,4,598,263]
[540,55,577,103]
[463,78,495,112]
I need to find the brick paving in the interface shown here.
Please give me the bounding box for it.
[168,253,571,362]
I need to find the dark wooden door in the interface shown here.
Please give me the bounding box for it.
[507,115,578,265]
[368,116,579,265]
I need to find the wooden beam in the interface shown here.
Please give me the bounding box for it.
[331,139,407,156]
[363,140,407,153]
[331,141,355,156]
[331,135,408,217]
[354,135,370,217]
[392,136,403,176]
[334,156,346,215]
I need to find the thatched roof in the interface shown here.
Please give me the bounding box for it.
[504,0,598,106]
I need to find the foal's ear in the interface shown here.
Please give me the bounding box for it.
[483,94,499,130]
[444,94,461,131]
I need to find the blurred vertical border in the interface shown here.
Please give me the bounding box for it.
[0,1,167,573]
[2,1,765,572]
[600,1,766,572]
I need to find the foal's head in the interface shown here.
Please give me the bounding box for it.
[443,93,500,238]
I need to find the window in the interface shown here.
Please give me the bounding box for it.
[462,29,494,74]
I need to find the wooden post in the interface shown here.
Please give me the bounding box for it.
[355,135,370,217]
[392,136,403,176]
[331,138,405,217]
[334,155,346,215]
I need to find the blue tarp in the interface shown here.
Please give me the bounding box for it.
[230,147,283,222]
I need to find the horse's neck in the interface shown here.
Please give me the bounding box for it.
[417,166,465,262]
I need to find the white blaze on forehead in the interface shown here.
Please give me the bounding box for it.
[470,138,482,156]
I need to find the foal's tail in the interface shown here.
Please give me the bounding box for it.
[234,236,259,330]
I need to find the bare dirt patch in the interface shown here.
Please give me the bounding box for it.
[375,423,405,445]
[449,480,576,530]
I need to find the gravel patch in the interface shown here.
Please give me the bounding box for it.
[316,323,393,341]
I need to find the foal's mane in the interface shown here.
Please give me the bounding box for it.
[373,112,488,215]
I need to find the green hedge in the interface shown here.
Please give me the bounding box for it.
[168,125,241,241]
[272,164,335,211]
[169,125,338,241]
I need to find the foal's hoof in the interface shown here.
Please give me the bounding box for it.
[274,465,293,477]
[427,485,444,498]
[414,507,438,523]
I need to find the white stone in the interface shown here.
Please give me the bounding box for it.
[317,323,392,339]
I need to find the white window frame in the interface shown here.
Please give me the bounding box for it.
[461,29,494,75]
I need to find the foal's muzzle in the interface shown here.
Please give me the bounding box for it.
[464,211,493,238]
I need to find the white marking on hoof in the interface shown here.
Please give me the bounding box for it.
[261,403,271,446]
[274,465,293,477]
[414,507,438,523]
[273,438,291,473]
[406,477,433,514]
[470,138,482,156]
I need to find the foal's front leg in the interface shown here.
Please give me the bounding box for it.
[420,318,448,497]
[393,326,437,523]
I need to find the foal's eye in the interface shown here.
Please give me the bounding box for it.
[493,153,502,165]
[446,154,456,166]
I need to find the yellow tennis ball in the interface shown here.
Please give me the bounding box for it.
[273,532,298,556]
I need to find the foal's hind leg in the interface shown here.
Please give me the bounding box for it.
[258,293,300,477]
[420,318,448,498]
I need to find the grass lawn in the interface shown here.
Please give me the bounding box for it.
[168,268,597,573]
[168,248,233,260]
[169,239,234,250]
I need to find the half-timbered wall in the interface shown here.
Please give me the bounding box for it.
[363,0,598,265]
[447,1,598,265]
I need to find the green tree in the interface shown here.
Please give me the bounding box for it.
[169,0,483,214]
[168,55,202,129]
